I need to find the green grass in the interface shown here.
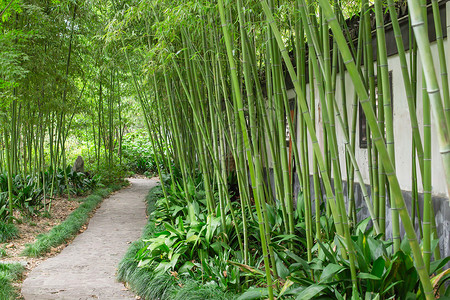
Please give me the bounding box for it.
[117,185,237,300]
[0,222,19,243]
[0,263,25,299]
[170,279,237,300]
[21,183,125,257]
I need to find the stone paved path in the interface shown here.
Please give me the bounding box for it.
[21,178,157,300]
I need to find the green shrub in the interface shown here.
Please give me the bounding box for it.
[121,129,168,176]
[118,184,238,300]
[0,167,103,223]
[91,161,129,187]
[0,173,44,218]
[0,222,19,243]
[0,247,7,258]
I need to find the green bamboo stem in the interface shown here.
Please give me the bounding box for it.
[317,0,434,297]
[295,0,346,238]
[309,49,381,236]
[295,9,313,259]
[407,0,450,198]
[4,128,14,223]
[386,0,425,179]
[423,77,432,273]
[374,0,400,251]
[260,2,360,295]
[431,0,450,125]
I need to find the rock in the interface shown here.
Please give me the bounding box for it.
[0,260,28,267]
[72,156,84,173]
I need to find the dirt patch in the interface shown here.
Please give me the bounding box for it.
[0,196,85,296]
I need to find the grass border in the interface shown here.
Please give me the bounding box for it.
[0,222,19,243]
[0,262,25,299]
[117,185,237,300]
[21,182,126,257]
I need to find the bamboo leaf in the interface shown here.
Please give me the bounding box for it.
[320,263,345,282]
[295,285,327,300]
[237,288,270,300]
[277,279,294,298]
[358,273,382,280]
[227,261,265,276]
[371,257,385,278]
[431,268,450,290]
[429,256,450,275]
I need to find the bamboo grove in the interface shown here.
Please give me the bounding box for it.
[109,0,450,298]
[0,0,138,221]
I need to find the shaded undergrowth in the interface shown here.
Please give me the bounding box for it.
[22,183,126,257]
[0,262,25,299]
[0,222,19,243]
[117,185,236,300]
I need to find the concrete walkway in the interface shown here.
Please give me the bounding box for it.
[22,178,157,300]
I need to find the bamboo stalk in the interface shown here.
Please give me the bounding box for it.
[316,0,434,296]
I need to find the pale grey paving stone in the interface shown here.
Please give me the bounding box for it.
[22,178,158,300]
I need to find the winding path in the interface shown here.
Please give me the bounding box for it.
[21,178,157,300]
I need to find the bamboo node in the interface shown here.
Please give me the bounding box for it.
[391,205,405,211]
[427,88,440,94]
[372,136,383,142]
[344,59,353,65]
[415,264,425,271]
[411,21,425,28]
[360,97,370,104]
[439,148,450,154]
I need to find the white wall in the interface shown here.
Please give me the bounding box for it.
[289,11,450,197]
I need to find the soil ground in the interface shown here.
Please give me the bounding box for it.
[1,193,83,291]
[20,178,157,299]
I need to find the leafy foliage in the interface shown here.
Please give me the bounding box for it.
[0,168,101,223]
[121,171,450,300]
[118,184,239,300]
[121,129,167,176]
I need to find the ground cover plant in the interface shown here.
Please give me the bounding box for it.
[0,221,18,243]
[118,183,239,300]
[0,262,25,299]
[0,168,100,246]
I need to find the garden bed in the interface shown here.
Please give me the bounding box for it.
[117,185,238,300]
[0,183,126,299]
